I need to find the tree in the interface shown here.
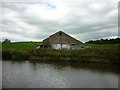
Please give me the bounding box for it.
[85,37,120,44]
[2,39,11,43]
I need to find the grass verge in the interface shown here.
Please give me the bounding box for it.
[31,47,119,64]
[2,42,120,64]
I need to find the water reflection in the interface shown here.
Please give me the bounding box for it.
[2,60,119,88]
[30,60,119,74]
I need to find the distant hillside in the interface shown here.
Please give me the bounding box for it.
[2,42,43,52]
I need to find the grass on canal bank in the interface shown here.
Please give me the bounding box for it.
[2,42,120,64]
[31,47,119,64]
[2,42,42,60]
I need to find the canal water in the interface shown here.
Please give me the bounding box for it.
[2,60,119,88]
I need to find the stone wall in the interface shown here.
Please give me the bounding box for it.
[43,31,84,50]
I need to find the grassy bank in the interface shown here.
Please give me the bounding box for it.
[2,42,120,64]
[2,42,43,51]
[2,42,42,60]
[31,47,119,64]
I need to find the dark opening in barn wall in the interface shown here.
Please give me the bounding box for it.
[59,32,62,35]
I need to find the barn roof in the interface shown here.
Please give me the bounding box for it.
[43,31,83,44]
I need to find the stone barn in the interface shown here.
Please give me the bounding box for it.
[42,31,84,50]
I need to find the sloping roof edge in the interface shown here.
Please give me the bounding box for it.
[43,31,83,44]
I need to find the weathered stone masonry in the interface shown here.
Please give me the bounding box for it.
[43,31,84,50]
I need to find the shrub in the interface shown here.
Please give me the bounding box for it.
[2,48,29,60]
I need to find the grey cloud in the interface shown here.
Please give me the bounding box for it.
[1,1,118,42]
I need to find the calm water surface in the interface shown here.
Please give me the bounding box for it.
[2,60,119,88]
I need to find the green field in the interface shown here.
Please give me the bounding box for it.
[2,42,119,51]
[2,42,120,64]
[2,42,43,52]
[85,43,120,48]
[2,42,43,60]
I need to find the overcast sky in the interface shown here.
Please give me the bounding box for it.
[1,0,119,42]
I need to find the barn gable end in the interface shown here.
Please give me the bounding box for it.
[43,31,84,50]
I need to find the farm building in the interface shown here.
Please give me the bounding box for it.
[42,31,84,50]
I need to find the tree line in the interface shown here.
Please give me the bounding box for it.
[85,38,120,44]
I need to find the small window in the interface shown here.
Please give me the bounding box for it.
[71,43,75,45]
[81,46,83,48]
[59,32,62,35]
